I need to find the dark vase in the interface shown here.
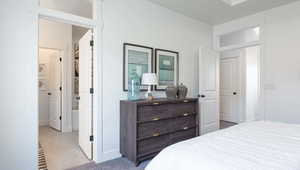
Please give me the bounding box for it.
[165,85,178,99]
[178,83,188,99]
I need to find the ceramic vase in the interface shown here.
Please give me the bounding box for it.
[165,85,178,99]
[178,83,188,99]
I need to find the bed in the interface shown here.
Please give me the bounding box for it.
[145,121,300,170]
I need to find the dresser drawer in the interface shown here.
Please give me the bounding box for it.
[137,135,169,157]
[172,102,196,117]
[137,105,171,122]
[172,115,196,132]
[170,128,196,145]
[137,119,171,139]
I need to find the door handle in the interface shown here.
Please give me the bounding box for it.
[47,93,52,96]
[198,94,206,98]
[233,92,237,95]
[76,96,80,100]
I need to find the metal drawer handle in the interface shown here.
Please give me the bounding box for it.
[183,113,189,116]
[153,102,160,105]
[152,117,160,121]
[183,127,189,130]
[183,100,189,103]
[152,133,160,137]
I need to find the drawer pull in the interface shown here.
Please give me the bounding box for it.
[152,133,160,137]
[183,113,189,116]
[153,102,160,105]
[152,117,160,121]
[183,100,189,103]
[183,127,189,130]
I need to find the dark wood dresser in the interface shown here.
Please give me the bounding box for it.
[120,98,199,165]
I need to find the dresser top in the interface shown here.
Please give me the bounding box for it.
[121,98,198,105]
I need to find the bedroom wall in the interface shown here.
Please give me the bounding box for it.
[0,0,38,170]
[214,1,300,124]
[100,0,213,161]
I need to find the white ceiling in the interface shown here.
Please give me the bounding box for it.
[148,0,300,25]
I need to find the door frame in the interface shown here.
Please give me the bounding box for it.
[37,0,103,162]
[214,23,265,122]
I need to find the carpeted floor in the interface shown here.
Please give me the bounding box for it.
[68,158,149,170]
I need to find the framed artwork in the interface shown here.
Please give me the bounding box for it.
[38,64,47,78]
[39,78,48,91]
[155,49,179,90]
[123,43,153,91]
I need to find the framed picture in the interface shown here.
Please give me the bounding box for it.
[155,49,179,90]
[123,43,153,91]
[38,63,47,78]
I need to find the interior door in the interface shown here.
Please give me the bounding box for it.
[48,50,62,131]
[79,30,93,159]
[198,47,220,135]
[220,57,239,123]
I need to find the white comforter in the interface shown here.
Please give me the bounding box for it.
[145,121,300,170]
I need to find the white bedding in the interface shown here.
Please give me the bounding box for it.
[145,121,300,170]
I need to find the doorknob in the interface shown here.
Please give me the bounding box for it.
[47,92,52,96]
[233,92,237,95]
[76,96,80,100]
[198,94,206,98]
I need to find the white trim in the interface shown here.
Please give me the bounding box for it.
[217,41,261,52]
[38,8,96,28]
[37,0,103,163]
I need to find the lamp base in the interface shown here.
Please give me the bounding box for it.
[145,86,154,100]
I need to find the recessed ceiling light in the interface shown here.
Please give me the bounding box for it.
[222,0,248,6]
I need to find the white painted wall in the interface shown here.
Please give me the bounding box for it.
[100,0,212,161]
[39,0,93,19]
[39,19,73,132]
[0,0,38,170]
[245,46,259,121]
[214,1,300,124]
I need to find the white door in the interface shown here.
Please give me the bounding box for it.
[79,30,93,159]
[220,57,240,123]
[48,50,62,131]
[198,47,220,135]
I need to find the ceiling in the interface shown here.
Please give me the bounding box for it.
[148,0,300,25]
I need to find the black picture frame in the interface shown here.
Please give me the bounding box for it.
[123,43,154,91]
[154,49,179,91]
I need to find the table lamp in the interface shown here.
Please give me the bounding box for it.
[142,73,158,100]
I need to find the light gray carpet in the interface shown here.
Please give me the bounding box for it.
[68,158,149,170]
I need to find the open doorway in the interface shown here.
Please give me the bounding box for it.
[220,46,260,125]
[38,18,94,170]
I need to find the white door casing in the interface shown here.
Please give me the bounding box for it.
[79,30,93,160]
[220,57,240,123]
[198,47,220,135]
[48,50,62,131]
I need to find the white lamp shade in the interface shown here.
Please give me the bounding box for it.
[142,73,158,85]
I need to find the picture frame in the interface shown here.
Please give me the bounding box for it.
[123,43,153,91]
[155,49,179,91]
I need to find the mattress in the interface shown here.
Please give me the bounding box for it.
[145,121,300,170]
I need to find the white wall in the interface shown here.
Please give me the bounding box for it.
[39,19,73,132]
[245,46,259,121]
[214,1,300,124]
[100,0,212,161]
[0,0,38,170]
